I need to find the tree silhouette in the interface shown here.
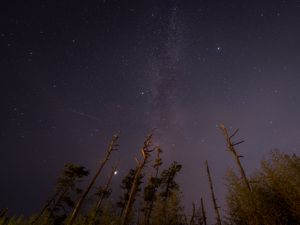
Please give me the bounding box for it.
[226,151,300,225]
[32,163,89,225]
[68,132,120,225]
[121,133,155,225]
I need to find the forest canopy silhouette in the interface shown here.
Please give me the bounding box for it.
[1,125,299,225]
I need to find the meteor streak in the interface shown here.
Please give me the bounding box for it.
[68,109,102,124]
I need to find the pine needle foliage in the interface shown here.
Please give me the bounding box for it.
[226,151,300,225]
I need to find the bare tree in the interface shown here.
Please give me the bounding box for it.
[219,124,251,192]
[219,124,259,225]
[121,133,155,225]
[205,160,222,225]
[68,132,120,225]
[200,198,207,225]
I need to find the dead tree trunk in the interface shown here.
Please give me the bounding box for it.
[219,124,261,225]
[219,124,251,192]
[144,147,163,225]
[205,160,222,225]
[95,163,118,212]
[200,198,207,225]
[121,133,154,225]
[68,133,120,225]
[189,202,196,225]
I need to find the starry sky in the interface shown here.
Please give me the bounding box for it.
[1,0,300,220]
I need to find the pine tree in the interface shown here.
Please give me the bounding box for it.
[118,168,143,217]
[226,151,300,225]
[151,161,184,225]
[32,163,89,225]
[143,147,163,225]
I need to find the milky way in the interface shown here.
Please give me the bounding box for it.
[1,0,300,222]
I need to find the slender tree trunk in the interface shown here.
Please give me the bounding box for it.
[219,124,251,192]
[205,160,222,225]
[121,160,146,225]
[121,134,153,225]
[160,171,173,225]
[200,198,207,225]
[67,133,120,225]
[189,202,196,225]
[145,148,162,225]
[219,124,260,225]
[95,164,117,212]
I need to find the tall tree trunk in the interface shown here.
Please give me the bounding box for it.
[205,160,222,225]
[189,202,196,225]
[95,163,118,216]
[219,124,251,191]
[67,133,120,225]
[121,134,154,225]
[200,198,207,225]
[219,124,261,225]
[145,148,162,225]
[121,162,146,225]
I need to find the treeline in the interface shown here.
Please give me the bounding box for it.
[0,125,300,225]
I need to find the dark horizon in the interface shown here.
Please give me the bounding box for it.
[1,0,300,222]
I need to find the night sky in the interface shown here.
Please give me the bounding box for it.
[1,0,300,220]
